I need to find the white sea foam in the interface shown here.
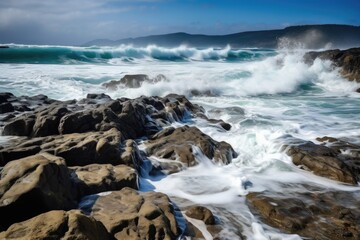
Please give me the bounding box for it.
[1,46,359,239]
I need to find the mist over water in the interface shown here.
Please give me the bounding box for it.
[1,44,359,239]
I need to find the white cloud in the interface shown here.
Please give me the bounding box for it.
[0,0,138,44]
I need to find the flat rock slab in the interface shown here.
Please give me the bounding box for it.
[0,153,77,230]
[81,187,180,240]
[71,164,138,197]
[0,210,110,240]
[247,190,360,239]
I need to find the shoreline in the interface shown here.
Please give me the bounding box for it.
[1,91,359,239]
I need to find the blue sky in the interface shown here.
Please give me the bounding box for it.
[0,0,359,45]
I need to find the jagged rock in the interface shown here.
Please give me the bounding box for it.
[81,187,180,239]
[185,206,216,225]
[247,190,360,239]
[103,74,167,90]
[305,48,360,82]
[0,210,110,240]
[32,103,69,137]
[0,153,77,230]
[2,94,206,140]
[0,128,124,167]
[71,164,138,196]
[284,140,358,184]
[146,126,237,173]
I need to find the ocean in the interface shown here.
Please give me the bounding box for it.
[1,44,360,239]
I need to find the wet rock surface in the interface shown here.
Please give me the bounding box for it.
[247,190,360,240]
[146,125,237,173]
[71,164,138,197]
[0,153,77,230]
[0,210,110,240]
[0,128,123,166]
[305,47,360,82]
[102,74,167,89]
[81,187,180,240]
[284,138,359,184]
[0,92,236,238]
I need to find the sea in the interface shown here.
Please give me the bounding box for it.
[0,44,360,239]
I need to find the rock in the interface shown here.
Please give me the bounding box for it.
[305,48,360,82]
[146,126,237,172]
[0,210,110,240]
[120,139,144,169]
[190,89,218,97]
[195,112,232,131]
[0,92,14,104]
[184,205,224,240]
[0,102,14,114]
[86,93,111,100]
[71,164,138,196]
[185,206,216,225]
[284,140,358,184]
[247,192,312,231]
[316,136,360,180]
[32,103,69,137]
[0,128,124,167]
[247,190,360,239]
[81,187,180,239]
[2,114,36,136]
[103,74,167,90]
[2,93,206,139]
[0,153,77,230]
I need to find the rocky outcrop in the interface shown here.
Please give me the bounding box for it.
[0,153,77,230]
[0,210,110,240]
[81,187,181,239]
[1,93,206,139]
[0,92,238,238]
[0,128,124,166]
[305,48,360,82]
[284,139,358,184]
[71,164,138,196]
[247,190,360,239]
[103,74,167,89]
[146,126,237,173]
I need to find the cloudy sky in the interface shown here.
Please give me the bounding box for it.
[0,0,359,45]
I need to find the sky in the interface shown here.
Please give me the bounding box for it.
[0,0,359,45]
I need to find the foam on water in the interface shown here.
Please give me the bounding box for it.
[1,46,359,239]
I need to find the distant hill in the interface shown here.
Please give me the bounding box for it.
[84,24,360,49]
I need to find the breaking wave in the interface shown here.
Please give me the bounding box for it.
[0,44,276,64]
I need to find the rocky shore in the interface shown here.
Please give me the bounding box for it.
[304,47,360,92]
[0,92,235,239]
[1,69,360,238]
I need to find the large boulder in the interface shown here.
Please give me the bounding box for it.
[247,190,360,239]
[305,48,360,82]
[0,210,110,240]
[146,126,237,173]
[0,153,77,230]
[284,140,358,184]
[71,164,138,197]
[81,187,181,239]
[0,128,124,167]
